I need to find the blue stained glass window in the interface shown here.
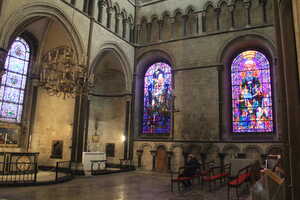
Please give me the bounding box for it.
[231,50,273,133]
[142,62,172,134]
[0,37,30,123]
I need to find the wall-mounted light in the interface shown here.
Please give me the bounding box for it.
[121,135,126,142]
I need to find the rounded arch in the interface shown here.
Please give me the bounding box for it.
[203,1,216,11]
[222,144,241,153]
[90,42,132,92]
[112,2,120,14]
[162,10,171,18]
[0,2,84,57]
[219,34,276,63]
[154,143,169,151]
[134,49,175,137]
[243,145,263,154]
[121,9,128,19]
[265,145,283,155]
[219,34,277,140]
[139,143,153,151]
[150,14,159,22]
[185,5,196,15]
[136,49,175,76]
[217,0,229,8]
[172,8,184,18]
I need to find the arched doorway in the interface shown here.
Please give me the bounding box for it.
[88,48,130,164]
[156,146,168,172]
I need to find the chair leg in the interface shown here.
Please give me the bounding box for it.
[227,185,230,200]
[236,187,239,200]
[171,181,173,192]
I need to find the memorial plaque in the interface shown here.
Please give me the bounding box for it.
[50,140,63,159]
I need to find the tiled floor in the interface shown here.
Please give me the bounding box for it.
[0,171,250,200]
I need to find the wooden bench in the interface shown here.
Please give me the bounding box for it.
[227,164,252,200]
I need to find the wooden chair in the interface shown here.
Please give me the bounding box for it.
[170,167,193,192]
[202,163,231,191]
[227,164,252,200]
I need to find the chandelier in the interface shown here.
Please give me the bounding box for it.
[39,46,94,98]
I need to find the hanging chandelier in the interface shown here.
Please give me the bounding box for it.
[39,46,94,98]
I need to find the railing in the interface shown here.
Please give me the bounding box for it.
[55,161,73,182]
[91,160,106,175]
[0,162,38,185]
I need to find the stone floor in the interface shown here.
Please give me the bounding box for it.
[0,171,250,200]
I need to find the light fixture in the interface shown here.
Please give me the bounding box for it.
[0,48,8,77]
[121,135,126,142]
[39,46,94,98]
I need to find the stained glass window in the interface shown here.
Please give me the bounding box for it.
[231,50,273,133]
[0,37,30,123]
[142,62,172,134]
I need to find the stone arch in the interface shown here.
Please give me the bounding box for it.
[161,11,172,41]
[112,2,120,14]
[172,8,184,18]
[203,1,216,11]
[139,143,153,151]
[154,143,169,151]
[243,145,263,161]
[265,145,283,155]
[222,144,240,161]
[217,0,229,8]
[218,0,232,30]
[0,2,85,57]
[150,15,160,42]
[173,9,184,38]
[162,10,171,19]
[134,49,175,137]
[218,33,277,140]
[185,5,196,15]
[90,42,132,92]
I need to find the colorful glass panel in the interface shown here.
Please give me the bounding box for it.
[142,62,172,134]
[231,50,273,133]
[0,37,30,123]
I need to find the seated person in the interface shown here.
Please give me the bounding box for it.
[179,154,200,188]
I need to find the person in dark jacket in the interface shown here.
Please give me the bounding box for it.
[180,154,200,188]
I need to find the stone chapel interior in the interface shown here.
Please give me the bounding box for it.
[0,0,299,199]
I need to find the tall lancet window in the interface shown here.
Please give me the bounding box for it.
[0,37,30,123]
[231,50,274,133]
[142,62,172,134]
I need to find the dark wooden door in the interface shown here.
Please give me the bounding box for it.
[156,146,167,172]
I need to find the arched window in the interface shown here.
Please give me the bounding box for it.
[0,37,30,123]
[142,62,172,134]
[231,50,273,133]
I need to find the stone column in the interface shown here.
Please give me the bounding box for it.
[167,151,173,171]
[158,20,163,41]
[107,7,112,29]
[97,1,104,23]
[0,48,8,77]
[136,150,143,168]
[150,150,157,171]
[183,152,189,165]
[115,14,121,34]
[218,153,227,172]
[245,1,251,26]
[183,15,188,36]
[216,8,221,31]
[147,22,152,43]
[229,4,235,29]
[200,153,207,169]
[122,19,128,38]
[170,18,175,39]
[197,12,204,34]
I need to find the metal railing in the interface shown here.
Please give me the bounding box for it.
[0,162,38,184]
[55,161,73,182]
